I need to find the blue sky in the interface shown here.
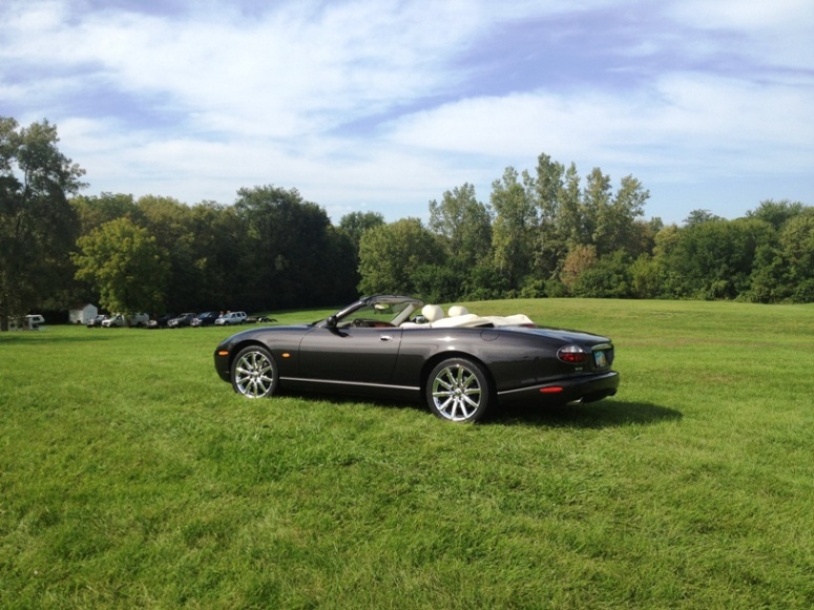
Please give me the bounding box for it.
[2,0,812,224]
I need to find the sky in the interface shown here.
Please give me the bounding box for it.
[2,0,812,225]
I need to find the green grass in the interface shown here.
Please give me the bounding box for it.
[1,300,813,609]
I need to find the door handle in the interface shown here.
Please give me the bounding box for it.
[380,335,393,341]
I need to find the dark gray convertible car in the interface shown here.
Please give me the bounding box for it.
[213,295,619,422]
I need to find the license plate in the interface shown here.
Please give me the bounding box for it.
[594,351,607,367]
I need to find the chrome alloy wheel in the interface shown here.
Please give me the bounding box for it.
[428,359,491,422]
[232,347,277,398]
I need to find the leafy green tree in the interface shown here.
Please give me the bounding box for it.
[746,199,805,230]
[321,226,360,305]
[428,183,492,267]
[0,117,85,330]
[746,207,814,303]
[599,175,649,257]
[629,254,664,299]
[490,167,537,292]
[778,210,814,302]
[558,162,585,248]
[188,201,251,311]
[338,211,385,252]
[71,192,140,234]
[459,261,509,301]
[663,218,774,299]
[746,243,790,303]
[427,183,493,299]
[560,244,598,293]
[571,250,633,298]
[527,154,567,277]
[580,167,612,247]
[410,263,460,303]
[683,209,722,227]
[336,211,385,298]
[73,217,170,316]
[136,195,202,312]
[358,218,444,296]
[235,185,346,310]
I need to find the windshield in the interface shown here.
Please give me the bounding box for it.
[331,296,423,329]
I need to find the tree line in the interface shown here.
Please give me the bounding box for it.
[2,117,812,329]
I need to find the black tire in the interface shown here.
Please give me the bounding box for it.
[425,357,493,423]
[231,346,279,398]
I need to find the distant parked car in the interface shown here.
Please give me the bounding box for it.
[168,313,197,328]
[191,311,219,327]
[148,313,175,329]
[102,313,149,328]
[23,314,45,330]
[129,313,149,327]
[214,311,248,326]
[87,314,108,328]
[102,314,125,327]
[246,315,277,324]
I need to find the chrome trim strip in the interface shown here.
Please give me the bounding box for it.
[280,376,418,392]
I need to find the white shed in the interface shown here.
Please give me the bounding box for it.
[69,303,98,325]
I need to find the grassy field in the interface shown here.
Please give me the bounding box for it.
[1,299,813,609]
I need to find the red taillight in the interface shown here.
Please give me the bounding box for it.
[540,386,563,394]
[557,345,589,365]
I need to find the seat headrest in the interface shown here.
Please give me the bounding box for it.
[448,305,469,317]
[422,304,445,322]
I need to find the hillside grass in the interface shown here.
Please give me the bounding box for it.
[1,299,813,609]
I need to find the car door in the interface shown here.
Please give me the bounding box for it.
[297,326,403,385]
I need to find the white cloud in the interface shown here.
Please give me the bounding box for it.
[386,68,814,176]
[2,0,812,224]
[667,0,814,69]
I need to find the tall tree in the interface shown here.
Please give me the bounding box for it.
[0,117,85,330]
[338,211,385,252]
[71,192,139,235]
[581,167,612,248]
[136,195,201,312]
[490,167,537,291]
[599,175,649,257]
[778,209,814,302]
[428,183,492,267]
[663,218,774,299]
[745,199,806,230]
[358,218,444,296]
[187,201,248,311]
[527,154,566,276]
[683,209,722,227]
[234,185,343,310]
[73,217,170,316]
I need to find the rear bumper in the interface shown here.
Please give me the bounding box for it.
[497,371,620,405]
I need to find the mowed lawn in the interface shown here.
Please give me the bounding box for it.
[1,299,812,609]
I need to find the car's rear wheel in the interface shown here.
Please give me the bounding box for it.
[231,346,278,398]
[426,358,492,423]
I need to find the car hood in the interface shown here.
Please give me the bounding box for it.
[218,324,313,344]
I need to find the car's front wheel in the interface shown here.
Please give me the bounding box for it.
[426,357,493,423]
[231,346,279,398]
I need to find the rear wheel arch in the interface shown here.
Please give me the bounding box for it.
[422,352,497,423]
[421,351,495,394]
